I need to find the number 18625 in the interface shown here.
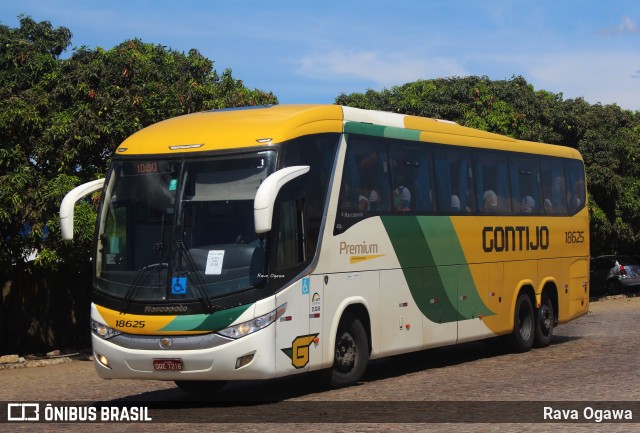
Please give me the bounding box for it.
[565,231,584,244]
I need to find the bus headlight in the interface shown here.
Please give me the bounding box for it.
[91,319,121,340]
[217,303,287,339]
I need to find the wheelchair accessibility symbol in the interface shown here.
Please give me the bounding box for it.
[171,277,187,295]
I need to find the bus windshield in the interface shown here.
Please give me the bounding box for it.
[95,151,276,305]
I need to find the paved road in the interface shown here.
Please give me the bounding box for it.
[2,296,640,432]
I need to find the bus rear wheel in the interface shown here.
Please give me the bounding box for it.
[329,313,369,387]
[534,293,554,348]
[511,293,535,352]
[174,380,227,396]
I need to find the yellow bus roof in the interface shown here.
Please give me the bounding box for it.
[115,104,581,160]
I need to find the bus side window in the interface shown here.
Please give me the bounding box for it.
[390,144,434,213]
[565,160,586,214]
[335,136,390,234]
[434,147,475,213]
[540,159,567,215]
[474,151,510,214]
[510,158,542,215]
[275,198,305,270]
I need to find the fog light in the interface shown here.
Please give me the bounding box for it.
[235,353,255,369]
[97,354,111,368]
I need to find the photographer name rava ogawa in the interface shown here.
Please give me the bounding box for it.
[544,406,633,422]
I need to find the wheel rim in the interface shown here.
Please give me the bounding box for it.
[539,304,553,335]
[335,332,356,373]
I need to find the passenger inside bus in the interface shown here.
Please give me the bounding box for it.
[483,190,498,213]
[520,196,536,213]
[451,195,460,212]
[394,183,411,211]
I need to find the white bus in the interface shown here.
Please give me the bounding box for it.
[60,104,590,394]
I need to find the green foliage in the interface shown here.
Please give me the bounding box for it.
[0,16,277,274]
[337,76,640,255]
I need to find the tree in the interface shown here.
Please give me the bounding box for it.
[0,16,278,275]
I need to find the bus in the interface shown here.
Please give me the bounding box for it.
[60,104,590,394]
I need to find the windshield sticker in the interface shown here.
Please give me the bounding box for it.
[168,179,178,191]
[310,292,321,318]
[205,250,225,275]
[171,277,187,295]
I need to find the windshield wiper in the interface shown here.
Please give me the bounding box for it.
[121,242,167,312]
[175,240,217,313]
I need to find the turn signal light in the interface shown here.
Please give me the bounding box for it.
[96,354,111,369]
[235,353,255,369]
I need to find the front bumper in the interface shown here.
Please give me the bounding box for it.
[92,324,276,381]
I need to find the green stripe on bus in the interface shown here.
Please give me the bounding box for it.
[381,216,461,323]
[381,216,494,323]
[159,303,252,332]
[416,216,494,319]
[344,122,421,141]
[384,127,420,141]
[344,122,387,137]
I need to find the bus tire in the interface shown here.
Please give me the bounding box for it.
[174,380,227,396]
[329,313,369,387]
[534,293,554,348]
[511,293,534,352]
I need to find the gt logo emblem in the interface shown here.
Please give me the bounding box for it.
[281,334,319,369]
[159,338,173,349]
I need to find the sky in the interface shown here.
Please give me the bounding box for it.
[2,0,640,111]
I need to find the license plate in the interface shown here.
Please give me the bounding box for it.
[153,358,184,371]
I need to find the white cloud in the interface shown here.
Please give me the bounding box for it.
[296,50,468,87]
[598,16,640,36]
[523,51,640,110]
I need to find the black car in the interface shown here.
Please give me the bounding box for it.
[590,255,640,295]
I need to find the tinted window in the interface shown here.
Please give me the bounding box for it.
[565,160,586,215]
[474,151,511,214]
[390,144,434,212]
[281,133,339,255]
[540,159,567,215]
[510,158,541,215]
[434,147,475,213]
[334,132,585,225]
[336,135,391,233]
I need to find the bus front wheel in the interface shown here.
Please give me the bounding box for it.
[511,293,535,352]
[329,313,369,387]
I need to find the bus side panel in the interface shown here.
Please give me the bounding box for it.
[458,262,504,343]
[421,265,457,349]
[315,217,395,362]
[568,258,589,321]
[378,269,424,357]
[321,271,379,365]
[308,274,325,370]
[274,280,313,377]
